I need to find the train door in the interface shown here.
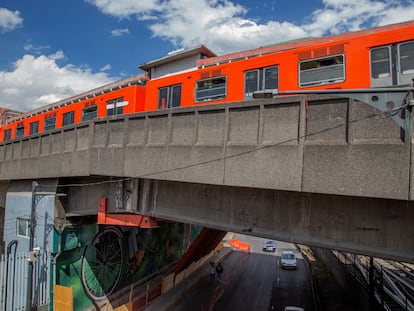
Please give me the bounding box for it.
[244,66,278,99]
[370,40,414,87]
[158,84,182,109]
[107,97,127,116]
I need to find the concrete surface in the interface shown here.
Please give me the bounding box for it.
[0,95,411,200]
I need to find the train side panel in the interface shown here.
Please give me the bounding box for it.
[0,84,146,143]
[1,22,413,142]
[144,21,414,111]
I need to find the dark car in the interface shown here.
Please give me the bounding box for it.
[262,240,276,252]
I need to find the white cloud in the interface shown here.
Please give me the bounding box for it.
[24,44,51,55]
[0,8,23,33]
[48,50,65,61]
[304,0,414,36]
[85,0,159,18]
[0,53,114,112]
[111,28,129,37]
[2,0,414,113]
[100,64,111,71]
[87,0,414,55]
[147,0,300,54]
[376,3,414,26]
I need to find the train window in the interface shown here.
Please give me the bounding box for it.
[63,111,75,126]
[245,70,259,97]
[44,115,56,131]
[4,129,11,142]
[158,84,181,109]
[264,66,278,90]
[107,103,121,116]
[107,97,127,116]
[245,66,278,99]
[15,126,24,138]
[82,105,97,121]
[195,77,226,102]
[158,87,168,109]
[299,55,345,87]
[371,47,391,79]
[399,41,414,75]
[30,121,39,135]
[171,85,181,108]
[371,42,414,87]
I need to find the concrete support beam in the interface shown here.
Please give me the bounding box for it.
[139,179,414,263]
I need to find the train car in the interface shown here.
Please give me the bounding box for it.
[0,74,147,143]
[1,21,413,143]
[141,20,414,111]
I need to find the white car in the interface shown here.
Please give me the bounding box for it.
[262,240,276,252]
[280,250,297,269]
[284,307,304,311]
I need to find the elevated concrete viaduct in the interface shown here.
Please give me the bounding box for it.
[0,94,413,262]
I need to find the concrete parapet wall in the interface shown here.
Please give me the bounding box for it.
[0,95,411,200]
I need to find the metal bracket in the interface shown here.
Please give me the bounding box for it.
[254,87,414,136]
[98,197,159,228]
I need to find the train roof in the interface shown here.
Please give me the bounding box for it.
[197,20,414,68]
[7,73,148,123]
[138,45,217,72]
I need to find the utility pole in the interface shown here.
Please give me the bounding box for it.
[26,181,66,310]
[27,181,38,311]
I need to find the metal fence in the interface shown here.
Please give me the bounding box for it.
[0,247,50,311]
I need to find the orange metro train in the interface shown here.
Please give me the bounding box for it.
[1,20,414,142]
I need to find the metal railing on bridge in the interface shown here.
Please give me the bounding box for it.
[333,251,414,311]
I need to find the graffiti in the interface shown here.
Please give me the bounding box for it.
[56,221,201,309]
[81,226,125,301]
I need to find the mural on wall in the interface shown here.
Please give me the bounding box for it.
[56,221,201,309]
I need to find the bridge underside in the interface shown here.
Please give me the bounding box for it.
[137,179,414,263]
[21,176,411,263]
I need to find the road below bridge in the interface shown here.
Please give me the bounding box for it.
[148,234,367,311]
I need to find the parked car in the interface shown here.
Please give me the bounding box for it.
[280,250,297,269]
[262,240,276,252]
[284,307,304,311]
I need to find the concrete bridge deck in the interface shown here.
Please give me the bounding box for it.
[0,94,413,262]
[0,94,411,200]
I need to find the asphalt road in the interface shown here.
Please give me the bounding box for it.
[171,234,314,311]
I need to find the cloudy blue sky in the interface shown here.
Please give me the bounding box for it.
[1,0,414,112]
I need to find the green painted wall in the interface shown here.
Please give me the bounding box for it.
[56,221,201,310]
